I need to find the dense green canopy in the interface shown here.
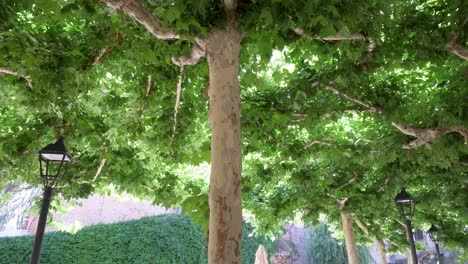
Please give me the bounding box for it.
[0,0,466,257]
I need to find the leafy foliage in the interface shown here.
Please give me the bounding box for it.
[0,0,466,257]
[0,214,273,263]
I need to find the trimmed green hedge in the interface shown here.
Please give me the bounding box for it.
[0,214,272,264]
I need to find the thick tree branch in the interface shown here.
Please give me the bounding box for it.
[392,123,468,149]
[101,1,206,141]
[337,197,349,209]
[223,0,237,13]
[0,67,32,88]
[100,0,206,61]
[100,0,178,40]
[324,85,468,149]
[447,39,468,61]
[446,18,468,61]
[171,44,205,67]
[294,28,376,52]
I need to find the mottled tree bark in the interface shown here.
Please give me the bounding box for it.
[342,213,360,264]
[205,25,243,264]
[374,237,387,264]
[355,217,388,264]
[405,248,414,264]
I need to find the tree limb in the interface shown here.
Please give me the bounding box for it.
[446,18,467,61]
[170,68,184,143]
[168,44,206,143]
[100,0,206,61]
[223,0,237,13]
[395,218,406,228]
[304,140,341,149]
[101,0,205,90]
[171,44,205,67]
[145,74,153,97]
[324,85,468,149]
[337,176,357,190]
[447,39,468,61]
[337,197,349,209]
[0,67,32,88]
[270,133,289,150]
[355,217,388,264]
[355,217,369,235]
[93,46,112,65]
[294,27,376,52]
[325,85,382,113]
[392,123,468,149]
[93,158,107,181]
[137,75,153,131]
[100,0,178,40]
[100,1,206,140]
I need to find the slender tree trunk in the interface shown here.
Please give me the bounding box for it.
[354,217,387,264]
[405,248,414,264]
[342,213,360,264]
[373,237,387,264]
[205,25,243,264]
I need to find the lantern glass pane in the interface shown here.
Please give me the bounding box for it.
[396,201,415,220]
[428,225,439,242]
[39,158,70,187]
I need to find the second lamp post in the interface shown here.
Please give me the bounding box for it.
[30,137,73,264]
[395,187,418,264]
[428,224,443,263]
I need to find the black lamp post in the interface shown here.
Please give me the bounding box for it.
[395,187,418,264]
[428,224,442,263]
[30,137,73,264]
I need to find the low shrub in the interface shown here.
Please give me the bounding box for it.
[0,214,272,264]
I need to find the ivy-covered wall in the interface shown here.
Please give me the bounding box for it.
[0,214,273,264]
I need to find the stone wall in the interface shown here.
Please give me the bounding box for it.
[25,193,178,234]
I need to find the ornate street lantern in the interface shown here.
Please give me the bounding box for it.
[31,137,73,264]
[394,187,416,221]
[395,187,418,264]
[427,224,443,263]
[38,136,73,188]
[427,224,439,242]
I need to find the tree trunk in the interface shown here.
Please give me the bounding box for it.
[205,25,243,264]
[373,237,387,264]
[354,217,387,264]
[405,248,414,264]
[342,213,360,264]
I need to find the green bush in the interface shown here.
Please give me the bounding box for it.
[0,214,272,264]
[307,224,374,264]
